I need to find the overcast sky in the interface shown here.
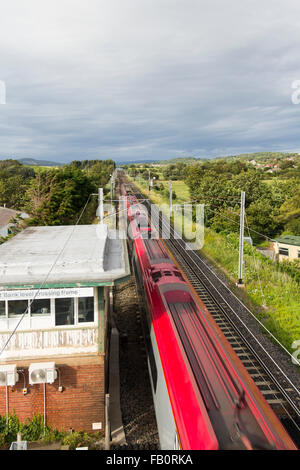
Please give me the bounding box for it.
[1,0,300,163]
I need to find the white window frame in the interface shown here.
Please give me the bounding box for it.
[53,296,97,329]
[0,287,98,331]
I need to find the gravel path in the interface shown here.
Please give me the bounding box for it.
[112,278,159,450]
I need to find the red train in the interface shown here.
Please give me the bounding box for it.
[121,183,296,450]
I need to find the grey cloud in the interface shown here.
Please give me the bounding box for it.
[1,0,300,162]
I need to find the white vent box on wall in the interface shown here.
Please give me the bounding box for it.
[0,364,19,386]
[29,362,57,385]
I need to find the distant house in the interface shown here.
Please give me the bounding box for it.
[0,207,29,237]
[273,236,300,262]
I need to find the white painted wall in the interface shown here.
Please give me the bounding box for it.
[0,325,99,360]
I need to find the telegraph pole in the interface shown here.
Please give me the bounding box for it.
[148,172,155,199]
[98,188,104,224]
[110,174,113,212]
[238,191,245,285]
[169,180,173,218]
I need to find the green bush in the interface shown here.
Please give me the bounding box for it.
[0,412,63,445]
[62,431,93,450]
[279,259,300,283]
[0,432,5,449]
[21,414,48,442]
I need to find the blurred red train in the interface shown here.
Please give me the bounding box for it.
[121,183,296,450]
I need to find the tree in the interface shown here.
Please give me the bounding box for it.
[276,187,300,235]
[26,167,96,226]
[246,200,282,242]
[0,175,30,209]
[0,160,35,209]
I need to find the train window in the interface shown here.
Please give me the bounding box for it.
[144,322,158,392]
[164,271,172,276]
[148,338,158,392]
[152,271,162,283]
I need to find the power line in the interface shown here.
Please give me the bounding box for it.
[188,194,241,204]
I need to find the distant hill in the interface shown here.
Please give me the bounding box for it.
[119,157,207,166]
[120,152,300,166]
[157,157,205,165]
[18,158,63,167]
[117,159,158,165]
[158,152,298,165]
[220,152,299,162]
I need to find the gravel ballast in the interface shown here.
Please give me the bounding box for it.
[112,278,159,450]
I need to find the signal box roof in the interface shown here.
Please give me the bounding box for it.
[0,224,130,289]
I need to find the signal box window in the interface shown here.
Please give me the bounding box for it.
[55,298,74,326]
[0,301,5,316]
[8,300,28,317]
[78,297,94,323]
[31,299,51,316]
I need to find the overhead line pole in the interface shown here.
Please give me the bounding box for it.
[238,191,245,286]
[98,188,104,224]
[169,180,173,218]
[110,174,114,214]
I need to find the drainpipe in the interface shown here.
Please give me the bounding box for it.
[43,383,46,434]
[6,385,8,426]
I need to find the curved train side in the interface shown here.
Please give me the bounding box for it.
[121,182,297,450]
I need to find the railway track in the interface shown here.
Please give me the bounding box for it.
[123,179,300,446]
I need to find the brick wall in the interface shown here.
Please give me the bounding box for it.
[0,356,105,433]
